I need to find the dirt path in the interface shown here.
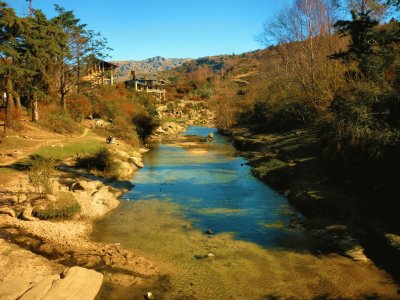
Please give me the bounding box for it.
[0,128,90,167]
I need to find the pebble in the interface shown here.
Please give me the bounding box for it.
[145,291,155,300]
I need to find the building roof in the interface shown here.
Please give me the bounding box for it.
[92,57,118,70]
[135,72,158,81]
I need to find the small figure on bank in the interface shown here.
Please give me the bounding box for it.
[106,136,115,144]
[206,132,215,142]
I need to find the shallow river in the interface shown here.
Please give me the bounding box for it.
[93,126,398,299]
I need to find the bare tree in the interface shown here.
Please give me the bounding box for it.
[346,0,388,19]
[258,0,345,108]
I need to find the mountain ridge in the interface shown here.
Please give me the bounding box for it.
[112,56,191,81]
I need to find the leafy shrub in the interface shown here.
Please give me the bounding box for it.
[239,100,317,132]
[38,104,82,134]
[110,116,140,147]
[67,94,92,120]
[319,95,400,162]
[27,156,55,195]
[33,192,80,219]
[132,112,160,140]
[75,147,121,178]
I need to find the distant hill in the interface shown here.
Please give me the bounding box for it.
[111,56,191,82]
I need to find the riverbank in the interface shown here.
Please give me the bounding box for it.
[223,126,400,283]
[0,126,163,299]
[92,125,400,299]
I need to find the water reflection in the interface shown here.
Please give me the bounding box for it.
[122,126,298,246]
[93,126,399,300]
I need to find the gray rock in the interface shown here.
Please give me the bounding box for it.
[18,194,28,203]
[35,267,103,300]
[19,275,60,300]
[345,246,370,263]
[118,161,136,178]
[0,277,35,300]
[385,234,400,254]
[145,291,155,300]
[8,195,19,204]
[128,156,144,168]
[0,207,16,218]
[22,203,39,221]
[44,194,57,202]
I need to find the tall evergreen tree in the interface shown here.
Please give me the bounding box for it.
[21,10,65,121]
[0,2,29,127]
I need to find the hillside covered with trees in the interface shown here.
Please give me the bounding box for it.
[166,0,400,199]
[0,1,160,146]
[158,0,400,272]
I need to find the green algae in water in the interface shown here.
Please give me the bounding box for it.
[196,207,246,215]
[93,126,399,299]
[93,199,399,300]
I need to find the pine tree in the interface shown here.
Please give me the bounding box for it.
[20,10,65,121]
[0,2,29,128]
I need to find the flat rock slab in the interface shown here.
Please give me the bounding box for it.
[1,267,103,300]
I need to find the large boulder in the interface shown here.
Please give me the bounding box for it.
[162,122,185,135]
[0,207,16,218]
[117,161,136,179]
[21,203,39,221]
[73,186,119,218]
[128,156,144,168]
[18,267,103,300]
[0,277,35,300]
[70,180,101,193]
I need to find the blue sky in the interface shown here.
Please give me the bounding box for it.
[7,0,290,61]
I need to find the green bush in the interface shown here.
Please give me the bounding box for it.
[75,147,121,178]
[239,100,317,132]
[27,156,55,195]
[33,192,80,219]
[319,95,400,162]
[39,110,82,134]
[132,112,160,141]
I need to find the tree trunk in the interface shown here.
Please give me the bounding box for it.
[13,92,22,110]
[77,54,81,94]
[5,75,14,128]
[60,58,67,110]
[61,92,67,110]
[31,93,39,122]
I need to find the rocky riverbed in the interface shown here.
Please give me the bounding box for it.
[0,147,161,300]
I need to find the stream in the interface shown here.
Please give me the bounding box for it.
[93,126,398,299]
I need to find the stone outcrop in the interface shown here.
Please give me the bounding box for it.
[0,207,16,218]
[0,267,103,300]
[71,181,120,218]
[21,203,39,221]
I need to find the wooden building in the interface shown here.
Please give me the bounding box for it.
[82,58,118,86]
[125,71,167,101]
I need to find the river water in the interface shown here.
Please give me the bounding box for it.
[93,126,398,299]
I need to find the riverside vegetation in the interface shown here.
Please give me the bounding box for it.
[1,0,400,299]
[159,0,400,286]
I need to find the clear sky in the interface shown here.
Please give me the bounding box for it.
[7,0,291,61]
